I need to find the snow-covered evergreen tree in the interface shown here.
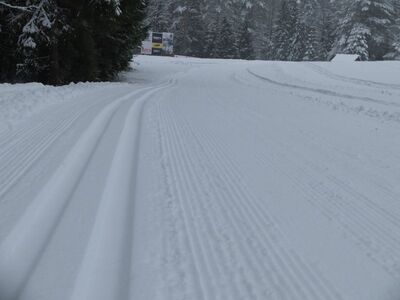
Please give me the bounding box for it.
[299,0,323,61]
[146,0,172,32]
[144,0,400,61]
[271,0,298,60]
[214,17,238,59]
[320,0,335,60]
[0,0,148,83]
[238,13,255,60]
[172,0,206,57]
[333,0,397,60]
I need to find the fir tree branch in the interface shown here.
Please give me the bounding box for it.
[0,1,37,12]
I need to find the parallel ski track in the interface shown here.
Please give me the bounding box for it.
[234,68,400,166]
[226,72,400,218]
[246,68,400,109]
[159,100,213,300]
[157,90,342,299]
[224,71,400,207]
[205,82,400,279]
[305,63,400,91]
[0,80,174,300]
[69,79,177,300]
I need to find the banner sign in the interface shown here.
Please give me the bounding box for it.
[141,32,174,56]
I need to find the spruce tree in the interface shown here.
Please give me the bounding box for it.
[299,0,323,61]
[271,0,298,60]
[238,14,255,60]
[173,0,206,57]
[0,3,18,82]
[320,0,335,60]
[289,15,306,61]
[214,17,237,59]
[146,0,172,32]
[204,15,220,58]
[333,0,397,60]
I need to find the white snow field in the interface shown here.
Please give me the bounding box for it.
[1,56,400,300]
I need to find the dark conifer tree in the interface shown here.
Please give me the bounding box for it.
[173,0,206,57]
[238,14,255,60]
[204,15,220,58]
[0,3,18,82]
[271,0,297,60]
[214,17,237,59]
[0,0,148,84]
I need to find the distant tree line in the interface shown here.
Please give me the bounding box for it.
[0,0,147,84]
[147,0,400,61]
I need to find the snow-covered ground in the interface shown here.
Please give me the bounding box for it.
[1,55,400,300]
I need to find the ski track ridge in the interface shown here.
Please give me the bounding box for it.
[157,86,341,299]
[195,87,342,300]
[159,100,211,300]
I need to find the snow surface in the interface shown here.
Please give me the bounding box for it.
[1,55,400,300]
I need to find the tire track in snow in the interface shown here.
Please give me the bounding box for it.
[0,82,170,300]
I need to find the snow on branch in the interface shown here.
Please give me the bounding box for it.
[0,1,37,12]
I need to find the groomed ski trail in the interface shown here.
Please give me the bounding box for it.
[1,56,400,300]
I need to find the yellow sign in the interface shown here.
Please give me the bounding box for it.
[152,43,163,49]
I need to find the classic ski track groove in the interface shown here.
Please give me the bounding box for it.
[0,80,172,300]
[69,80,176,300]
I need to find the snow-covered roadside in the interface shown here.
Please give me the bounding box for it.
[0,55,211,133]
[0,82,134,131]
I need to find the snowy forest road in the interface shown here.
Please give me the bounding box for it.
[1,56,400,300]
